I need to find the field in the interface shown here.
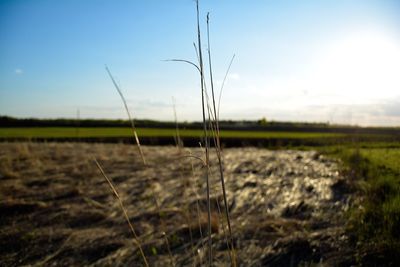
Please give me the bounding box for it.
[0,126,385,149]
[335,146,400,262]
[0,127,344,139]
[1,126,400,266]
[0,142,356,266]
[1,124,400,266]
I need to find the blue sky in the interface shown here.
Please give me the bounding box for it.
[1,0,400,126]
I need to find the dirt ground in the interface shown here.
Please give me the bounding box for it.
[0,142,355,266]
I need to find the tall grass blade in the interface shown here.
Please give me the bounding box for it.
[172,96,182,149]
[218,54,235,121]
[105,65,175,266]
[206,13,236,266]
[105,65,146,165]
[94,159,149,267]
[163,59,200,73]
[195,1,212,265]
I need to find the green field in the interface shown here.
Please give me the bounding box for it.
[359,148,400,172]
[0,127,345,139]
[318,144,400,260]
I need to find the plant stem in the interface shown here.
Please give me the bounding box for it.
[105,65,146,165]
[195,1,212,266]
[94,159,149,267]
[206,13,236,266]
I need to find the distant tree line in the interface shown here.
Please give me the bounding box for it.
[0,115,330,129]
[0,116,399,135]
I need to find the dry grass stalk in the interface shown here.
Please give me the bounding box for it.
[194,1,212,265]
[172,96,183,149]
[165,1,237,265]
[167,0,236,266]
[206,11,236,267]
[217,54,235,120]
[186,148,208,265]
[105,66,175,266]
[94,159,149,267]
[105,65,146,165]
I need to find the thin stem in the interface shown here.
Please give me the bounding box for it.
[218,54,235,121]
[94,159,149,267]
[193,42,200,66]
[163,59,201,73]
[195,1,212,266]
[175,154,206,166]
[207,13,236,266]
[105,65,175,266]
[172,96,182,148]
[105,65,146,165]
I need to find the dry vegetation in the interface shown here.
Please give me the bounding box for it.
[0,142,355,266]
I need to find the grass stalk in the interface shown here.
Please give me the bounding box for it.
[217,54,235,120]
[187,148,208,265]
[105,66,175,266]
[94,159,149,267]
[206,13,236,266]
[105,65,146,165]
[165,2,235,265]
[172,96,183,149]
[195,1,212,265]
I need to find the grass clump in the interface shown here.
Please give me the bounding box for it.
[341,148,400,265]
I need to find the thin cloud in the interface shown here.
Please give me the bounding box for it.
[228,73,240,81]
[15,69,23,75]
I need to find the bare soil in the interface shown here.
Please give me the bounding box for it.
[0,142,355,266]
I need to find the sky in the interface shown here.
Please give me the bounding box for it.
[1,0,400,126]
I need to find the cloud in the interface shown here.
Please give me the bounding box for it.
[275,102,400,126]
[228,73,240,81]
[381,97,400,117]
[15,69,23,75]
[217,93,400,126]
[81,105,122,112]
[136,99,171,108]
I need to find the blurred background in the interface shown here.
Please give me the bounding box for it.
[1,0,399,125]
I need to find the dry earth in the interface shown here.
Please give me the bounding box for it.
[0,143,355,266]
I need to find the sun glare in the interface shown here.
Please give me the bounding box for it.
[311,31,400,103]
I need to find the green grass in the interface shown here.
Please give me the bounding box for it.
[0,127,345,139]
[320,144,400,264]
[358,148,400,173]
